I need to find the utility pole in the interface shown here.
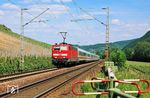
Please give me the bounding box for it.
[60,32,67,43]
[102,7,110,61]
[19,8,49,71]
[70,7,110,61]
[20,8,28,71]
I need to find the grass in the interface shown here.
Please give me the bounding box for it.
[77,61,150,98]
[127,61,150,73]
[116,68,150,98]
[0,24,50,49]
[127,61,150,66]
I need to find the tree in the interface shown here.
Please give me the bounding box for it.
[124,48,134,60]
[110,49,126,68]
[133,42,150,62]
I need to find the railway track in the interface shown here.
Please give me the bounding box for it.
[0,68,58,82]
[0,61,101,98]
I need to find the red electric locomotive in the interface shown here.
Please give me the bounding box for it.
[52,43,99,67]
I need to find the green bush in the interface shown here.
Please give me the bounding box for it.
[0,56,53,75]
[110,49,126,68]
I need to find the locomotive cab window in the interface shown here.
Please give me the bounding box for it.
[54,46,68,51]
[54,47,60,50]
[60,46,68,50]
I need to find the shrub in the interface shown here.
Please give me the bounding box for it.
[0,56,53,75]
[110,49,126,68]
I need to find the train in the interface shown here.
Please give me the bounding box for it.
[51,43,99,67]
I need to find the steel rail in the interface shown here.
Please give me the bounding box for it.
[34,61,102,98]
[0,61,101,98]
[0,68,58,82]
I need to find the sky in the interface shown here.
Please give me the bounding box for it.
[0,0,150,45]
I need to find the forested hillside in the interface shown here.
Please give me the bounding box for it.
[76,39,134,57]
[123,31,150,62]
[78,40,134,52]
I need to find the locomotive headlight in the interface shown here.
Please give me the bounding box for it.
[61,54,67,56]
[53,54,59,56]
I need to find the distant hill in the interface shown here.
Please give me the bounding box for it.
[124,31,150,49]
[0,24,51,57]
[123,31,150,62]
[77,39,135,52]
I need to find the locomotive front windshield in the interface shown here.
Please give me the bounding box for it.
[54,46,68,51]
[54,47,60,50]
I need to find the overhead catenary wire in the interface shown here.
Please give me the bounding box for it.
[71,0,107,29]
[36,0,57,19]
[72,0,106,26]
[6,0,102,45]
[71,0,104,45]
[59,0,93,44]
[59,0,75,20]
[7,0,48,22]
[71,0,92,33]
[33,0,61,29]
[26,0,61,32]
[27,0,62,30]
[23,8,50,26]
[72,1,97,27]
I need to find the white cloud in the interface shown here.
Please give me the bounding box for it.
[75,14,93,20]
[0,2,149,45]
[124,23,149,32]
[110,22,149,42]
[0,3,19,10]
[0,10,5,16]
[28,4,69,15]
[111,19,122,25]
[0,3,70,35]
[91,11,106,15]
[148,24,150,31]
[125,23,149,28]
